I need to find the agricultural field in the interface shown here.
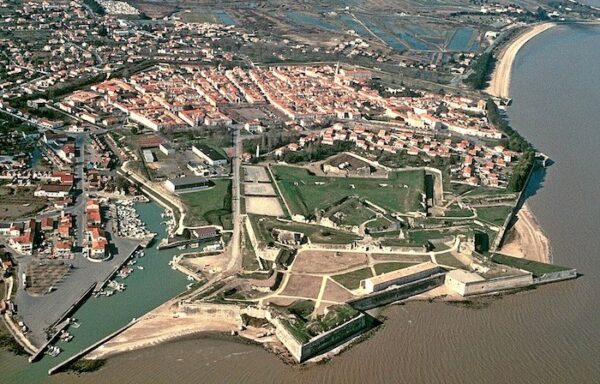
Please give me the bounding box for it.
[280,274,323,300]
[0,185,49,221]
[271,165,425,217]
[245,197,284,217]
[243,166,271,183]
[180,179,232,229]
[321,279,354,302]
[173,10,217,24]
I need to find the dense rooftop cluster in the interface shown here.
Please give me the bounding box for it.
[0,0,260,100]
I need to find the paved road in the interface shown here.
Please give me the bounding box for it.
[64,133,87,256]
[226,127,242,272]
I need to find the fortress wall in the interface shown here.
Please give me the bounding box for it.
[348,274,444,311]
[533,269,577,285]
[465,274,532,296]
[273,314,370,363]
[299,313,368,362]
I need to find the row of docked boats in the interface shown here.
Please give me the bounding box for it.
[115,200,154,239]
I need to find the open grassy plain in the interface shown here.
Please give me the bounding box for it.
[271,165,425,216]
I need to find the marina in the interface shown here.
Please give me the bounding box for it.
[3,202,190,380]
[114,200,155,239]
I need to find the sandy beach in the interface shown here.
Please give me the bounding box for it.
[499,203,551,263]
[487,23,556,98]
[85,300,240,360]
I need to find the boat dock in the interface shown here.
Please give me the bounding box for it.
[46,283,96,335]
[28,320,71,363]
[94,246,142,293]
[30,281,97,363]
[47,317,140,375]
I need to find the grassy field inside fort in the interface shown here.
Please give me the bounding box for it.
[476,205,514,226]
[332,268,373,290]
[248,215,361,246]
[181,179,232,229]
[271,165,425,216]
[491,254,571,277]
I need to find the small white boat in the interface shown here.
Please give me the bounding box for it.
[47,345,61,357]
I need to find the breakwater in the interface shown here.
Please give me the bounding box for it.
[47,318,139,375]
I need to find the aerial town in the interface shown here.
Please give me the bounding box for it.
[0,0,588,377]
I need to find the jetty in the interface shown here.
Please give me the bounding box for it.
[47,318,140,375]
[94,246,144,293]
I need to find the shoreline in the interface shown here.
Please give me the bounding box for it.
[498,203,551,264]
[487,22,557,98]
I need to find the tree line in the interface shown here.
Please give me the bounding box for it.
[486,99,536,192]
[465,52,495,90]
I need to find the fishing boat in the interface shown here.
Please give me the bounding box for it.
[59,331,73,342]
[46,346,61,357]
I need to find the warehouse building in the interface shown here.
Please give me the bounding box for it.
[164,176,212,193]
[192,144,228,166]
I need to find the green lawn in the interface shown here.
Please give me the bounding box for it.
[248,215,361,246]
[374,262,417,275]
[491,253,571,277]
[242,227,260,271]
[365,216,394,232]
[279,304,360,343]
[463,186,517,198]
[476,205,513,226]
[325,198,376,227]
[409,229,454,244]
[331,268,373,290]
[181,179,232,229]
[444,204,473,218]
[271,165,425,216]
[435,253,465,269]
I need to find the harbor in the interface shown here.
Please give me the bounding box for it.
[3,202,190,381]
